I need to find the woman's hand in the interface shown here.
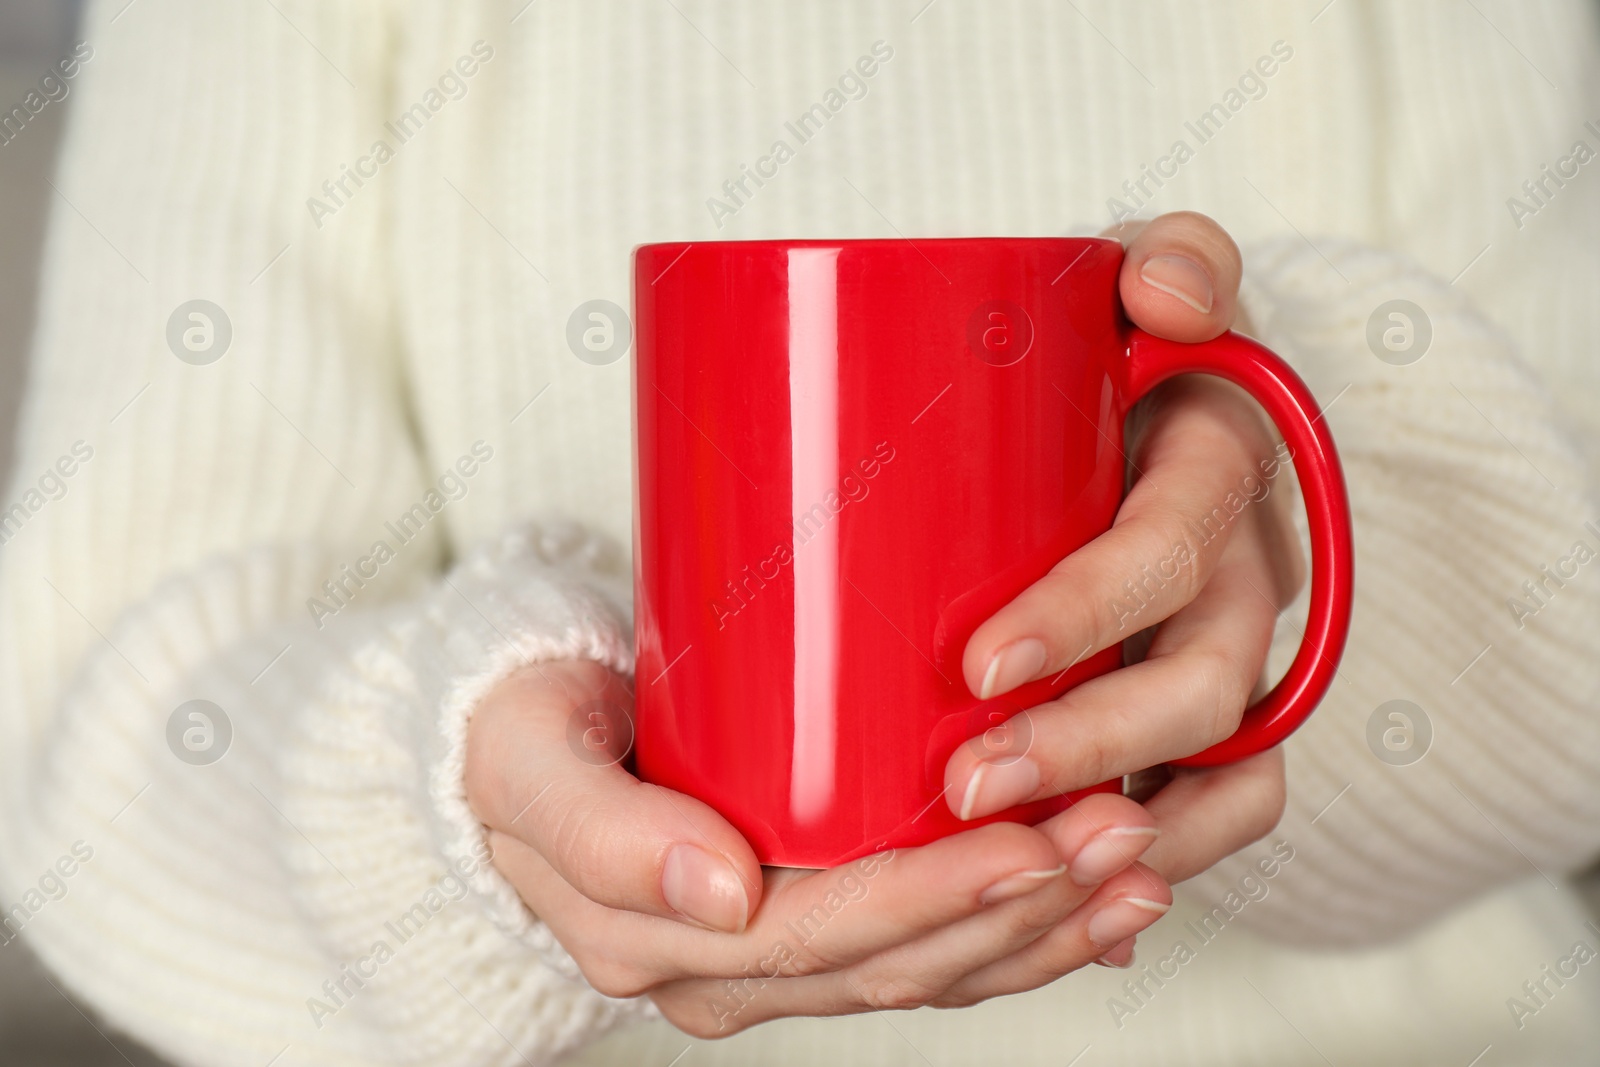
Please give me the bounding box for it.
[947,211,1300,887]
[466,660,1173,1038]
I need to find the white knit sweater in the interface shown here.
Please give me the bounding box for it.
[3,2,1599,1065]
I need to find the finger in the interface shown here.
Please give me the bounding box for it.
[485,830,673,999]
[814,796,1163,1002]
[740,822,1065,974]
[1106,210,1242,342]
[507,819,1077,994]
[950,544,1280,818]
[466,661,761,931]
[1032,790,1161,887]
[1138,747,1288,885]
[644,794,1164,1033]
[650,847,1098,1036]
[961,378,1286,702]
[932,863,1173,1007]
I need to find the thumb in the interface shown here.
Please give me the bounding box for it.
[465,661,762,932]
[1103,210,1242,343]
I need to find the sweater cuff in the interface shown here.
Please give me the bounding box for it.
[283,518,662,1056]
[414,521,641,977]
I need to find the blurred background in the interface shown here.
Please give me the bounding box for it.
[0,0,78,484]
[0,2,165,1062]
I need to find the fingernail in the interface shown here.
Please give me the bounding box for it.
[978,638,1048,700]
[1093,939,1137,968]
[956,756,1041,821]
[1069,826,1161,887]
[1088,897,1170,948]
[1139,254,1214,314]
[979,864,1067,905]
[662,844,749,933]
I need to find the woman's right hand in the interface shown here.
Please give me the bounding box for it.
[465,660,1172,1038]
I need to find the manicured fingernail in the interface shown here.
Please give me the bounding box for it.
[1139,254,1213,314]
[1093,939,1137,968]
[1069,826,1161,887]
[978,638,1048,700]
[956,756,1041,821]
[1088,897,1170,948]
[662,844,748,933]
[979,863,1067,905]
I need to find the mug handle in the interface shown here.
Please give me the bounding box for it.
[1123,328,1355,766]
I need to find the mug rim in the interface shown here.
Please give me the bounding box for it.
[634,235,1119,255]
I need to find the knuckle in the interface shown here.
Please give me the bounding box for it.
[1114,514,1206,622]
[1259,515,1309,611]
[1164,210,1239,265]
[1069,717,1122,790]
[546,803,588,868]
[1012,892,1074,937]
[855,973,941,1013]
[1030,932,1112,983]
[546,802,610,891]
[1248,767,1288,842]
[775,940,837,979]
[581,959,658,1000]
[1191,647,1251,742]
[1154,519,1208,604]
[931,986,988,1010]
[1038,567,1101,639]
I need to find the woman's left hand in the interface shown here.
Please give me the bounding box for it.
[947,211,1300,895]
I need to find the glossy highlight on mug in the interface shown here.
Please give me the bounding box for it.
[787,246,843,826]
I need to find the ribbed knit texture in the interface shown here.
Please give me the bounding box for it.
[1,1,1597,1065]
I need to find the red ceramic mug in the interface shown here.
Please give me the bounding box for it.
[632,237,1352,868]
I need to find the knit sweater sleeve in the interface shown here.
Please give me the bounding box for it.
[0,3,646,1064]
[1185,235,1600,945]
